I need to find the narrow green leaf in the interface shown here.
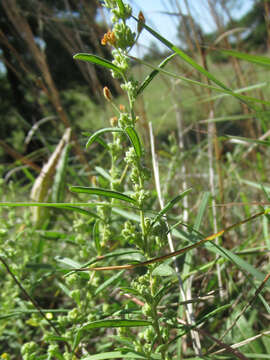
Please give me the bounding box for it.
[137,53,176,96]
[152,264,175,277]
[199,112,267,124]
[86,128,123,149]
[43,335,69,343]
[65,249,144,277]
[73,53,123,75]
[0,202,106,208]
[95,270,125,295]
[151,188,192,227]
[240,355,270,359]
[69,186,137,204]
[193,192,210,231]
[226,135,270,147]
[119,287,141,297]
[240,179,270,193]
[221,49,270,68]
[82,351,152,359]
[58,205,100,218]
[0,201,100,217]
[197,82,269,105]
[73,320,151,351]
[125,126,142,158]
[37,230,70,239]
[80,319,151,331]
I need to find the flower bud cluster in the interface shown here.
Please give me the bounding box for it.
[121,220,142,247]
[118,112,134,128]
[97,206,112,247]
[121,79,139,105]
[102,2,135,78]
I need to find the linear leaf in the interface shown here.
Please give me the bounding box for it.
[221,49,270,68]
[137,53,176,96]
[125,126,142,157]
[226,135,270,147]
[37,230,70,239]
[73,319,151,351]
[59,205,100,218]
[80,319,151,331]
[82,351,153,359]
[193,192,210,231]
[151,188,192,227]
[67,249,144,275]
[86,128,123,149]
[0,201,100,217]
[69,186,137,204]
[199,112,267,124]
[73,53,123,75]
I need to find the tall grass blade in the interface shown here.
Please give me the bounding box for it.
[221,49,270,68]
[226,135,270,146]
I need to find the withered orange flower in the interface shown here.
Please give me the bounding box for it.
[103,86,112,101]
[101,30,116,46]
[119,104,125,112]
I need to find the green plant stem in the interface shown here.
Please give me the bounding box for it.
[150,274,166,359]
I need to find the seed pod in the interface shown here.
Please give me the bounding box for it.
[137,11,145,34]
[103,86,112,102]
